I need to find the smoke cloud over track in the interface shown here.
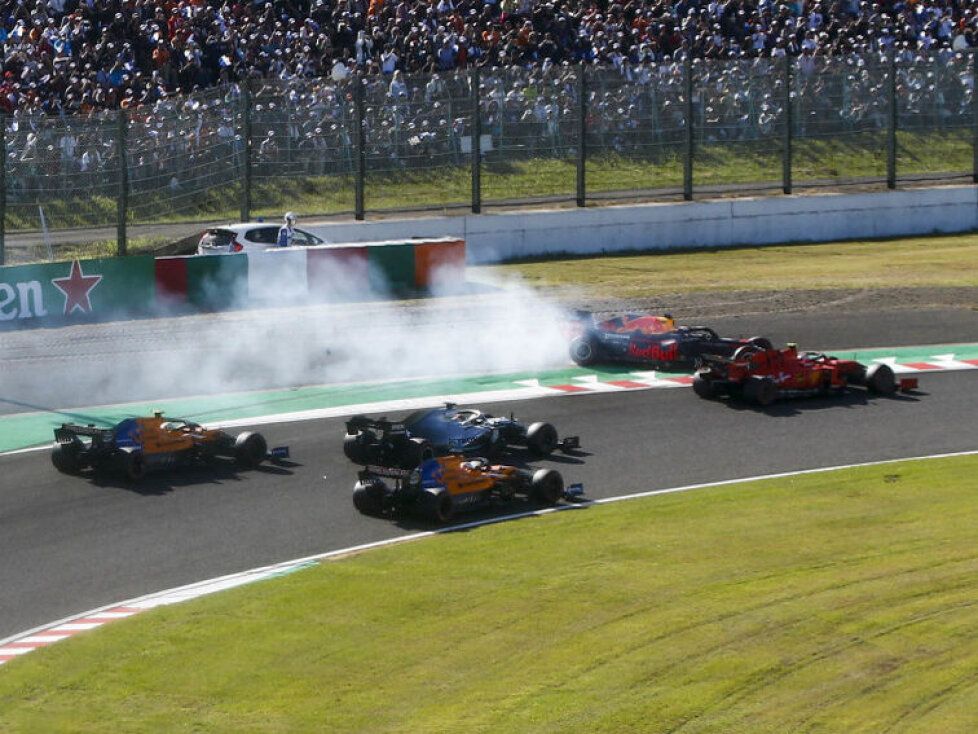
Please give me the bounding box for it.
[0,269,576,416]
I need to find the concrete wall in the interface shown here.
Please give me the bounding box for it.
[306,186,978,265]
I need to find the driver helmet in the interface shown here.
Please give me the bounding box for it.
[284,211,296,225]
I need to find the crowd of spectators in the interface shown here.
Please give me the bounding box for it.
[1,0,977,117]
[3,0,976,220]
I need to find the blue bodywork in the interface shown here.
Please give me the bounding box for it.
[401,407,507,456]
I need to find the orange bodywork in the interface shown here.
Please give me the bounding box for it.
[423,455,521,498]
[118,416,227,456]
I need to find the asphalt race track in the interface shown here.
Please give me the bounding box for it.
[2,363,977,640]
[2,297,977,640]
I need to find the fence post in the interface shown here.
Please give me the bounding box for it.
[782,54,792,195]
[577,62,586,208]
[683,54,694,201]
[355,73,365,221]
[0,115,5,267]
[973,51,978,183]
[887,47,897,189]
[240,80,252,222]
[116,109,128,256]
[471,66,481,214]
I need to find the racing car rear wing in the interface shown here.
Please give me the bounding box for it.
[345,415,408,436]
[358,465,415,482]
[54,423,115,445]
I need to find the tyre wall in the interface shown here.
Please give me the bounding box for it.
[0,237,465,329]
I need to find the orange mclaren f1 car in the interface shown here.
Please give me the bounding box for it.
[51,412,288,481]
[352,454,584,523]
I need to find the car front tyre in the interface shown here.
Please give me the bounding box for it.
[234,432,268,468]
[526,422,559,456]
[865,364,897,395]
[531,468,564,505]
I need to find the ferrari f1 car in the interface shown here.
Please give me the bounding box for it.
[343,403,579,469]
[352,455,584,523]
[567,310,772,370]
[51,412,289,481]
[692,343,918,406]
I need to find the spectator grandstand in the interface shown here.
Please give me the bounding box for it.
[0,0,975,257]
[0,0,974,115]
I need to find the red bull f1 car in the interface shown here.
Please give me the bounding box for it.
[567,310,771,370]
[352,455,583,523]
[343,403,579,469]
[692,343,918,406]
[51,412,289,481]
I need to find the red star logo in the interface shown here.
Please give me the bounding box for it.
[51,260,103,316]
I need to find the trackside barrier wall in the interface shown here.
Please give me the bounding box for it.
[0,255,155,325]
[0,238,465,330]
[302,187,978,264]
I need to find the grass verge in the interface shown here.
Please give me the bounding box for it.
[479,232,978,300]
[2,455,977,732]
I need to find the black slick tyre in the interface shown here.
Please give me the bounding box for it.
[51,440,83,474]
[744,376,777,406]
[531,468,564,505]
[692,374,716,400]
[399,437,434,469]
[117,448,146,481]
[343,432,376,465]
[526,422,559,456]
[352,479,386,516]
[419,489,454,523]
[234,432,268,468]
[865,363,896,395]
[569,337,598,366]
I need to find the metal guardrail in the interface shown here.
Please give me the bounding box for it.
[1,50,975,265]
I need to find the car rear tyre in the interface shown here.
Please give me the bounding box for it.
[747,336,773,350]
[234,432,268,468]
[343,431,377,465]
[117,449,146,481]
[531,468,564,505]
[419,489,454,523]
[569,337,598,366]
[526,422,559,456]
[51,440,83,474]
[353,479,386,516]
[865,364,897,395]
[399,437,435,469]
[692,374,716,400]
[744,376,777,406]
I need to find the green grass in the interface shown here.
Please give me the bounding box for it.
[2,455,978,732]
[478,233,978,300]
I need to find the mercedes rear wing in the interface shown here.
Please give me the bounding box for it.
[345,415,408,437]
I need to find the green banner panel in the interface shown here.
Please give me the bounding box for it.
[0,256,156,327]
[367,242,416,292]
[185,254,249,311]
